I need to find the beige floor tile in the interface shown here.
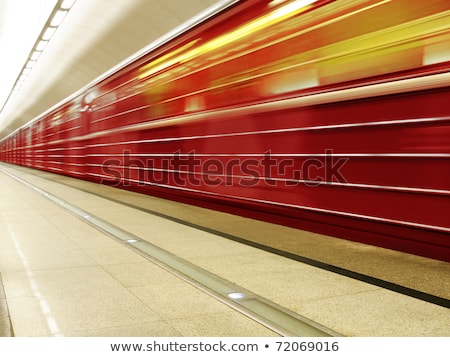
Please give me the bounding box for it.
[298,289,450,337]
[84,246,148,265]
[0,299,8,318]
[153,235,258,260]
[2,266,123,298]
[168,311,279,337]
[66,321,181,337]
[102,261,183,288]
[18,248,96,271]
[5,232,80,252]
[2,164,448,338]
[0,317,12,337]
[8,288,162,336]
[129,282,231,320]
[43,215,121,248]
[127,224,216,249]
[0,254,26,272]
[0,218,51,232]
[0,239,96,271]
[120,218,209,241]
[0,296,12,337]
[67,233,122,249]
[192,253,377,306]
[6,296,54,336]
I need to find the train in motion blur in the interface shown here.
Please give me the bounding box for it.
[1,0,449,261]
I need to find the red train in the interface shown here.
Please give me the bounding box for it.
[1,0,449,261]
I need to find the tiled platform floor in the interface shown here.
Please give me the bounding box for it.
[1,163,449,336]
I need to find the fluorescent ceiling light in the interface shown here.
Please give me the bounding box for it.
[26,60,37,69]
[30,51,41,61]
[0,0,57,115]
[61,0,77,10]
[36,40,49,51]
[42,27,57,40]
[51,10,68,27]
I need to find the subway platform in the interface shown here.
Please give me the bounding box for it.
[0,162,449,337]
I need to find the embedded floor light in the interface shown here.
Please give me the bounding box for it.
[228,292,246,299]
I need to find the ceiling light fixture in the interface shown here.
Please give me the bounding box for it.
[25,60,36,69]
[51,10,68,27]
[36,40,49,51]
[30,51,41,61]
[61,0,77,10]
[0,0,78,117]
[42,27,58,41]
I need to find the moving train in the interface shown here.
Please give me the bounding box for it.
[1,0,449,261]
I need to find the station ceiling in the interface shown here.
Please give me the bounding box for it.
[0,0,221,139]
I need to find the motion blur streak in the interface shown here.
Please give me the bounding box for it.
[1,0,449,261]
